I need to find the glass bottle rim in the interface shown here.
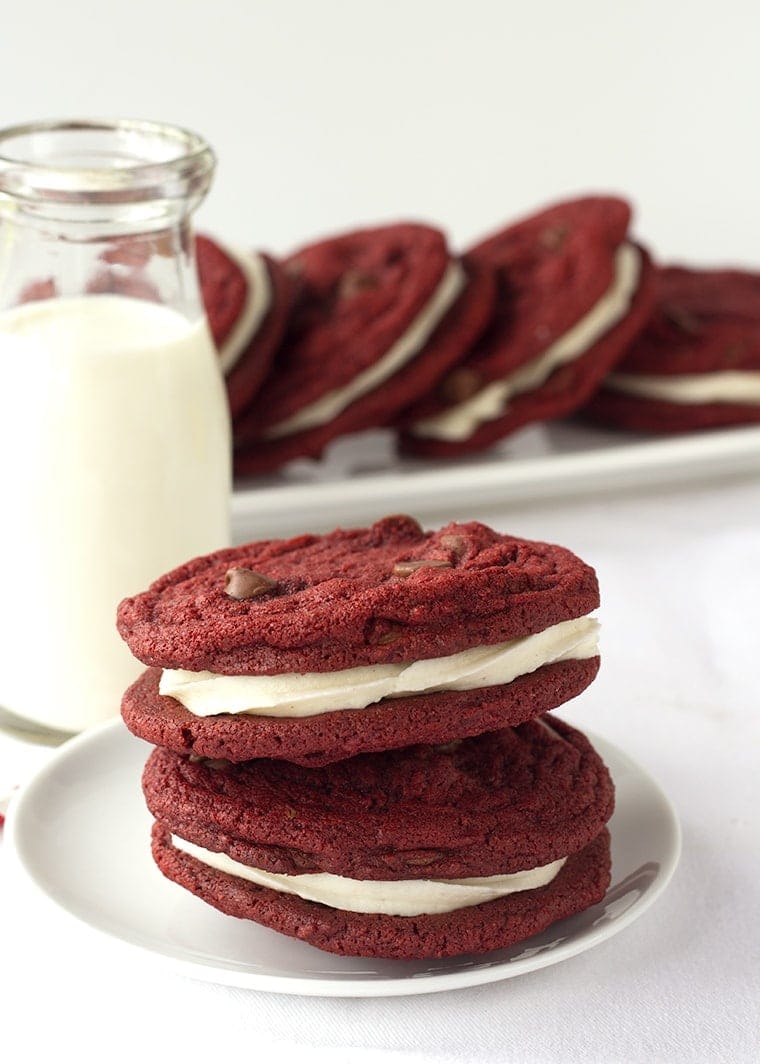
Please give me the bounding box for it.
[0,118,215,206]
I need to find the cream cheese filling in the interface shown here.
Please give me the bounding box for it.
[412,242,642,442]
[264,260,467,439]
[170,834,567,916]
[159,615,599,718]
[604,369,760,405]
[217,247,272,374]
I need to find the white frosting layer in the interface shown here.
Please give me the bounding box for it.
[413,242,641,441]
[170,835,566,916]
[605,370,760,405]
[264,260,467,438]
[159,615,599,718]
[217,247,272,374]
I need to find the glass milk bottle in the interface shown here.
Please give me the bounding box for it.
[0,119,231,739]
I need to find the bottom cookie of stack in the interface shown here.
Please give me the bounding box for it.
[142,715,614,960]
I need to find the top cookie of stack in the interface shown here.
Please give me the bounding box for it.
[118,514,600,766]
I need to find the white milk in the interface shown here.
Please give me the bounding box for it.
[0,295,231,732]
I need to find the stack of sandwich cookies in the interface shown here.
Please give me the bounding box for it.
[231,224,496,476]
[196,234,292,419]
[117,516,614,960]
[583,266,760,432]
[398,197,657,456]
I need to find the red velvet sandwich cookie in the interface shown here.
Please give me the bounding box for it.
[398,196,656,456]
[231,223,495,476]
[196,234,292,418]
[118,516,600,765]
[143,715,614,959]
[583,266,760,432]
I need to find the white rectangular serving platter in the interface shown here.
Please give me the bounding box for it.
[231,422,760,541]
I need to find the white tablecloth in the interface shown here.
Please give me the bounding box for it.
[2,467,759,1064]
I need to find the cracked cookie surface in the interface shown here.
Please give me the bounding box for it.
[117,515,599,675]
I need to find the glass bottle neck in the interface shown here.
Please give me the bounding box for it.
[0,119,214,319]
[0,212,205,319]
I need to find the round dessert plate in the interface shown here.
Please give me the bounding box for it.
[5,720,680,997]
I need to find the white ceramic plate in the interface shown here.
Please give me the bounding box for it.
[5,721,680,997]
[231,421,760,540]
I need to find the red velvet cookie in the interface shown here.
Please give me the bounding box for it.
[143,716,614,959]
[398,197,656,456]
[118,516,599,765]
[231,224,495,476]
[117,515,599,675]
[196,234,292,419]
[115,514,596,672]
[583,266,760,432]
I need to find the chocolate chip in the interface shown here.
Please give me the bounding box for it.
[440,367,482,404]
[664,303,703,336]
[224,567,278,600]
[381,514,422,534]
[402,852,444,867]
[434,740,463,753]
[338,268,378,300]
[381,849,445,869]
[188,755,232,770]
[376,627,403,645]
[284,257,304,278]
[365,617,405,646]
[439,533,466,557]
[539,223,569,250]
[393,559,452,577]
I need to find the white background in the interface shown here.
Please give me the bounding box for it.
[1,0,757,263]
